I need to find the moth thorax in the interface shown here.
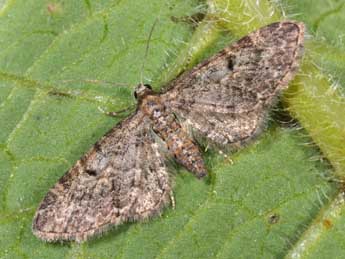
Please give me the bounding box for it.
[134,83,153,100]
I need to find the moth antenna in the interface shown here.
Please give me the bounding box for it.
[140,17,160,85]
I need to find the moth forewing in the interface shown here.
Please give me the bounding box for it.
[161,21,304,147]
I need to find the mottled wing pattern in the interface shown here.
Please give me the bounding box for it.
[32,112,171,242]
[162,21,304,147]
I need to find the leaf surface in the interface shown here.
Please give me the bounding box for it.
[0,0,343,258]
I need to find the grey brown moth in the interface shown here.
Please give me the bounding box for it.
[32,21,305,242]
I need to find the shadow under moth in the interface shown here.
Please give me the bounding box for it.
[32,21,305,242]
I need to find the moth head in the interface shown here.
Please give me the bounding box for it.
[134,83,153,100]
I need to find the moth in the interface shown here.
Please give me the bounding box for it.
[33,21,305,242]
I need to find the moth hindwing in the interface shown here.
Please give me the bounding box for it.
[33,21,304,242]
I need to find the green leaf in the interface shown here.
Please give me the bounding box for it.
[0,0,344,258]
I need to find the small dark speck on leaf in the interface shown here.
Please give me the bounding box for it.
[323,219,333,229]
[47,3,62,15]
[268,213,280,224]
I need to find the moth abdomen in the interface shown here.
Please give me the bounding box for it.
[149,106,207,178]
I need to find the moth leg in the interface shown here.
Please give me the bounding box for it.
[48,89,77,98]
[170,190,176,210]
[97,105,135,117]
[170,12,206,28]
[204,143,210,152]
[218,150,234,165]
